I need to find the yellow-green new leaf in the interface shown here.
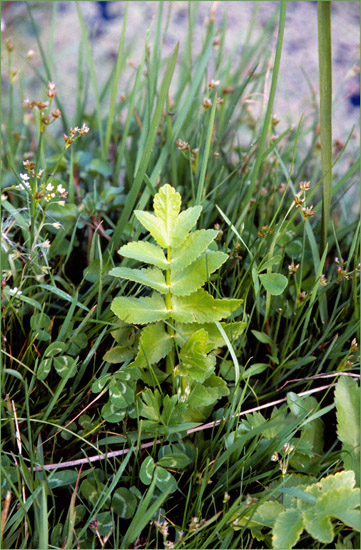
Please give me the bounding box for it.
[118,241,167,269]
[171,229,218,272]
[111,293,169,324]
[134,211,168,248]
[171,289,242,323]
[152,183,181,246]
[171,205,202,247]
[175,321,246,352]
[131,322,174,369]
[272,509,304,549]
[170,251,227,296]
[178,329,216,382]
[110,267,167,294]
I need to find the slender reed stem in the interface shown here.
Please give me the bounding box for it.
[317,1,333,252]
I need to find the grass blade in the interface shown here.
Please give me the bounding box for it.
[107,42,179,254]
[75,1,104,155]
[237,0,287,224]
[103,1,129,158]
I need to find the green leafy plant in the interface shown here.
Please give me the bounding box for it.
[232,470,360,549]
[106,184,244,426]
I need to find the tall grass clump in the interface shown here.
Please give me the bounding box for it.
[1,2,359,549]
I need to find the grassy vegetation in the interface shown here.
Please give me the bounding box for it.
[1,2,360,549]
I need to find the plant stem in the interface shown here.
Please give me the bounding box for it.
[317,1,333,252]
[166,246,175,376]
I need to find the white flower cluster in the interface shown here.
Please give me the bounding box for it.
[44,182,67,202]
[17,173,31,190]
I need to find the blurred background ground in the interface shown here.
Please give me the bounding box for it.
[1,1,360,210]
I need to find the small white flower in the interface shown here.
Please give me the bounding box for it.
[20,173,30,181]
[57,200,65,206]
[9,287,22,296]
[46,183,54,191]
[56,184,66,194]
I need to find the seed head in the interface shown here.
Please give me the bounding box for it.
[294,193,304,208]
[301,205,316,219]
[176,139,190,151]
[299,180,310,191]
[5,39,14,52]
[202,97,212,110]
[288,262,300,275]
[208,79,220,89]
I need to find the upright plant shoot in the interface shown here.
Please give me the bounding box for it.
[109,184,244,423]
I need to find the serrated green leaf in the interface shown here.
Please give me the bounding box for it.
[172,289,242,323]
[302,512,333,543]
[131,322,174,369]
[251,501,285,528]
[259,273,288,295]
[111,293,168,324]
[110,266,167,293]
[178,329,216,382]
[335,509,361,531]
[319,470,356,491]
[272,508,304,549]
[170,251,227,296]
[172,205,202,246]
[146,183,181,247]
[139,456,155,485]
[171,229,218,272]
[316,487,360,519]
[135,211,169,248]
[188,375,229,407]
[175,321,246,352]
[139,389,162,422]
[118,241,168,269]
[161,394,186,426]
[112,487,137,519]
[154,466,177,493]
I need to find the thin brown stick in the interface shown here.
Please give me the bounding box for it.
[31,380,344,472]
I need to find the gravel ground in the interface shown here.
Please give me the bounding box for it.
[2,1,360,212]
[2,1,359,137]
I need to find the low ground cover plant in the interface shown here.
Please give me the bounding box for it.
[1,2,360,549]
